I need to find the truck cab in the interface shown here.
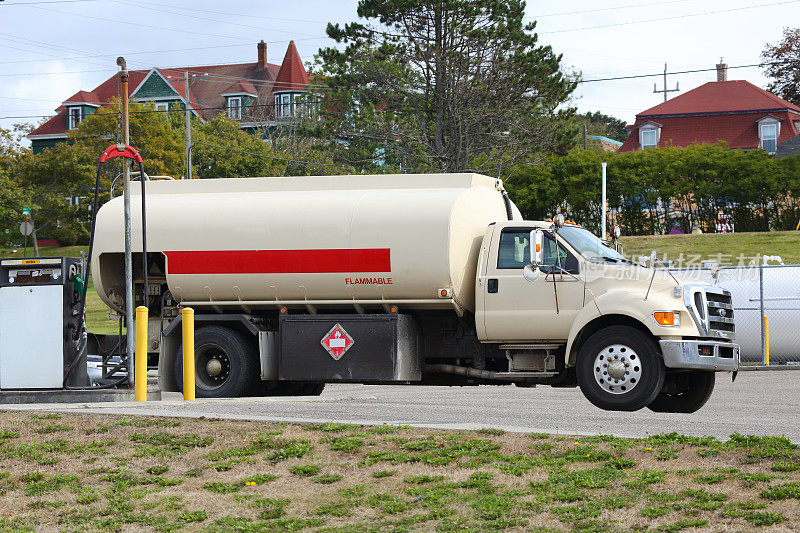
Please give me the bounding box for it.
[473,219,739,412]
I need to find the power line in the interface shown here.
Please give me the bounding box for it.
[540,0,800,34]
[0,38,326,67]
[0,69,114,77]
[2,60,794,121]
[128,0,329,24]
[0,0,98,4]
[0,96,63,103]
[176,71,329,90]
[529,0,694,18]
[108,0,323,39]
[580,62,769,83]
[0,98,334,120]
[0,36,111,69]
[21,4,267,42]
[192,141,344,168]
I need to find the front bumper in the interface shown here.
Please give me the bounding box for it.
[659,340,739,372]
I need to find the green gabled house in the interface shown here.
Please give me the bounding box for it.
[28,41,313,153]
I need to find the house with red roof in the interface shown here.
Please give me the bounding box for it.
[28,41,313,153]
[619,62,800,154]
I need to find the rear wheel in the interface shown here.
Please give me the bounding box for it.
[174,326,259,398]
[647,371,715,413]
[576,326,665,411]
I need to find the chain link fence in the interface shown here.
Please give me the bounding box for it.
[672,264,800,366]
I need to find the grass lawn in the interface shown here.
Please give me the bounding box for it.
[0,413,798,531]
[620,230,800,265]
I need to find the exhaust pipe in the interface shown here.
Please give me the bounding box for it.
[425,363,517,381]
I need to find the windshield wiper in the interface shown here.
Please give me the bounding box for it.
[586,255,619,263]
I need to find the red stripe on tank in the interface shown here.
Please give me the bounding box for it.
[163,249,391,275]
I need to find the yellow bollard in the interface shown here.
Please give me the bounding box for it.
[182,307,195,401]
[134,306,148,402]
[764,315,770,366]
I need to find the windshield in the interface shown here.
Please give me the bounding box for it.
[556,226,627,262]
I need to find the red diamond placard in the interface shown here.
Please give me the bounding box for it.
[320,323,354,360]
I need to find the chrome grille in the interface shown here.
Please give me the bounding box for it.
[684,285,736,340]
[706,293,734,336]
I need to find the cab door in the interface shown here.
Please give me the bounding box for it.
[474,225,496,339]
[481,226,585,342]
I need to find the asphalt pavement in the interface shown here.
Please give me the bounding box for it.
[2,370,798,440]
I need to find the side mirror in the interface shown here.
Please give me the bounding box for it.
[554,214,565,228]
[613,225,621,239]
[523,264,540,282]
[529,229,544,266]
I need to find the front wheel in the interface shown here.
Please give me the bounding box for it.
[576,326,665,411]
[647,371,715,413]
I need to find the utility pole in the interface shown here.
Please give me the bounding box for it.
[117,56,135,386]
[653,63,679,102]
[601,162,607,240]
[184,71,191,180]
[582,124,587,150]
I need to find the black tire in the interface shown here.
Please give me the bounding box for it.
[576,326,665,411]
[174,326,259,398]
[647,371,715,413]
[304,383,326,396]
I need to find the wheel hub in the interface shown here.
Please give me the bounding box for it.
[593,343,642,395]
[607,360,626,380]
[206,358,223,377]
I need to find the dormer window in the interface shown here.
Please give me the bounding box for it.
[761,124,777,153]
[275,93,292,118]
[274,92,308,118]
[757,116,780,154]
[227,97,242,120]
[638,122,662,149]
[68,107,82,130]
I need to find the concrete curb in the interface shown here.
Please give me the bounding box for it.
[0,388,161,405]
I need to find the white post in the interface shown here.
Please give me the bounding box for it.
[185,71,192,180]
[601,161,607,240]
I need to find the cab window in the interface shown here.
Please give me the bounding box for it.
[497,229,530,269]
[541,234,580,274]
[497,228,579,273]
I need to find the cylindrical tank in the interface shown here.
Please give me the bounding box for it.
[91,173,519,313]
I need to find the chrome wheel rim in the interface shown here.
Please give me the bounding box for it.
[593,344,642,395]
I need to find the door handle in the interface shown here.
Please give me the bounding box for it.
[487,279,498,293]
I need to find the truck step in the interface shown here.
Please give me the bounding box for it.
[500,343,563,351]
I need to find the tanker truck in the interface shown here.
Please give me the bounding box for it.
[90,173,739,412]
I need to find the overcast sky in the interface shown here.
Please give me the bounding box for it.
[2,0,799,138]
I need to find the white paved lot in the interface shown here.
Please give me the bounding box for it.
[2,370,799,440]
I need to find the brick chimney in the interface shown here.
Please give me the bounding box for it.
[257,40,267,70]
[716,58,727,82]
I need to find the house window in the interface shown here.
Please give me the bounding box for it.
[640,129,658,149]
[275,93,296,118]
[227,97,242,120]
[761,123,778,153]
[155,102,169,112]
[68,107,82,130]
